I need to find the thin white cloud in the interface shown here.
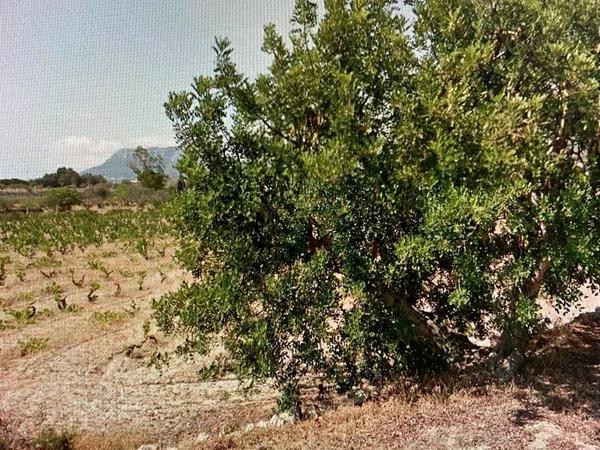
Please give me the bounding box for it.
[46,135,176,173]
[128,135,176,149]
[48,136,124,171]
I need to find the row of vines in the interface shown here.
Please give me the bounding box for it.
[0,208,174,257]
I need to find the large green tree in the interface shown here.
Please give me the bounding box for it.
[130,146,167,190]
[155,0,600,397]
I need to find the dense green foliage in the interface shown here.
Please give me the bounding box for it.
[43,187,82,211]
[0,208,173,256]
[155,0,600,395]
[110,181,173,206]
[130,146,168,190]
[34,167,106,188]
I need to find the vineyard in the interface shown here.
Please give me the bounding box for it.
[0,207,277,449]
[0,208,173,257]
[2,210,597,450]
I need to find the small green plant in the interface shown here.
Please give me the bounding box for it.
[17,291,35,303]
[88,258,112,278]
[8,306,36,324]
[136,271,147,291]
[87,282,100,302]
[65,304,83,314]
[68,268,85,287]
[91,310,126,325]
[43,187,81,211]
[45,282,67,310]
[118,269,134,278]
[31,256,61,269]
[19,337,48,356]
[135,237,149,259]
[87,258,101,271]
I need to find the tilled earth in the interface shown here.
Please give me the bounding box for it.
[0,243,276,448]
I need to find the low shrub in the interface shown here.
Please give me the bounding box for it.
[43,188,81,211]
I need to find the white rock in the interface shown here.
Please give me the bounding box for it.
[269,411,295,427]
[137,445,158,450]
[351,387,368,406]
[195,432,210,443]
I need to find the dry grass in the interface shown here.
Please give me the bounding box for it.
[70,429,151,450]
[206,313,600,450]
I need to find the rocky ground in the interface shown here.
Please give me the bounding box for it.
[0,241,598,449]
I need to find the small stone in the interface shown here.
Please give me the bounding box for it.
[195,432,210,443]
[264,411,295,427]
[496,351,524,382]
[137,445,159,450]
[351,387,368,406]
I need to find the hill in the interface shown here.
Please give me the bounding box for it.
[82,147,181,181]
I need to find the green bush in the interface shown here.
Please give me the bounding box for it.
[155,0,600,397]
[0,196,12,212]
[130,146,167,190]
[82,183,112,207]
[137,169,167,191]
[43,187,81,211]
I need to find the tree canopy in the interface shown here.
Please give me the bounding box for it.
[34,167,106,188]
[155,0,600,398]
[130,146,168,190]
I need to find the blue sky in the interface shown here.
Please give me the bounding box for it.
[0,1,412,180]
[0,0,298,179]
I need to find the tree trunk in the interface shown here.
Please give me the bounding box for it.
[495,259,551,359]
[377,283,449,352]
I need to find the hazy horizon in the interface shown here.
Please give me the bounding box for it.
[0,0,298,179]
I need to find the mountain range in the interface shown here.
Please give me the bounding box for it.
[82,147,181,181]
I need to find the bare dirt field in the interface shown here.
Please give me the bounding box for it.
[0,242,277,449]
[0,237,598,449]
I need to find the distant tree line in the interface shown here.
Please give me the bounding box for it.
[32,168,106,188]
[0,178,30,188]
[0,168,106,189]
